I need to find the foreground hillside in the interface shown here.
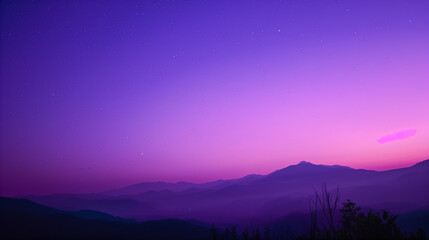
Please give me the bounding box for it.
[0,197,211,240]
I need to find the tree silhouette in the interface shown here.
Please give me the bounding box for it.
[309,183,340,239]
[212,223,218,240]
[210,185,427,240]
[303,185,425,240]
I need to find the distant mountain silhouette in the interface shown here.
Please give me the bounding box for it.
[70,209,137,223]
[103,181,197,196]
[22,160,429,225]
[0,197,211,240]
[102,174,264,196]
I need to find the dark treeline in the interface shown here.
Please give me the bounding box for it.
[211,184,427,240]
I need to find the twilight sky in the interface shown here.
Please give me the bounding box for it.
[1,0,429,196]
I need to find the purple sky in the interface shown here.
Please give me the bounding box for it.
[1,0,429,196]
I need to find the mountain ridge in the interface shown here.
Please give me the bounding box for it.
[101,160,409,196]
[20,159,429,224]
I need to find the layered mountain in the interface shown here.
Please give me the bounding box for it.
[22,160,429,224]
[102,174,264,196]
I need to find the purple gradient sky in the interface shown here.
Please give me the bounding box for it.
[1,0,429,196]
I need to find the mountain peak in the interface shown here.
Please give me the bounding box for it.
[297,161,314,166]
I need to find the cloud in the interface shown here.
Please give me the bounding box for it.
[377,129,417,144]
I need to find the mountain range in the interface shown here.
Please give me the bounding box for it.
[21,160,429,226]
